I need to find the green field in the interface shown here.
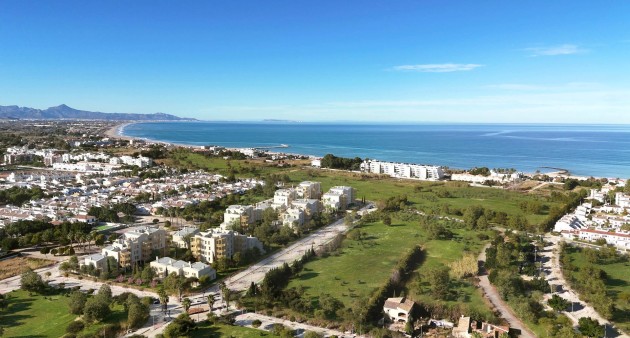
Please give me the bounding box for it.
[191,322,280,338]
[287,169,559,226]
[166,151,290,177]
[0,290,77,338]
[287,217,495,320]
[564,246,630,333]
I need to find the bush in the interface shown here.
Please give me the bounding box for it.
[252,319,262,327]
[66,320,85,334]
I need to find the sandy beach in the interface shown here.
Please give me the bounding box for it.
[104,122,136,141]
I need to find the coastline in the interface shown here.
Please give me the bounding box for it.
[107,121,621,181]
[104,122,136,141]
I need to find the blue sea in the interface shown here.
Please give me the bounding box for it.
[122,122,630,178]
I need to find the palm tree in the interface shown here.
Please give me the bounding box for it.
[182,297,192,313]
[207,294,215,311]
[157,286,169,314]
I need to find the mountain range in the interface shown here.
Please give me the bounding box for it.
[0,104,194,121]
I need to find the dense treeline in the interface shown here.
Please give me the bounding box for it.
[0,219,94,251]
[88,203,136,223]
[0,186,47,206]
[320,154,363,171]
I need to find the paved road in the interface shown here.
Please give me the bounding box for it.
[477,243,536,338]
[542,235,629,338]
[223,207,369,292]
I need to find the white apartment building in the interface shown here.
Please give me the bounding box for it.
[171,226,201,249]
[273,189,296,209]
[569,229,630,250]
[291,199,322,217]
[191,229,264,264]
[322,186,354,211]
[281,207,305,229]
[222,205,255,228]
[615,192,630,208]
[101,226,167,268]
[150,256,216,280]
[360,160,444,181]
[296,181,322,199]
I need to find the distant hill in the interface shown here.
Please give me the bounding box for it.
[0,104,194,121]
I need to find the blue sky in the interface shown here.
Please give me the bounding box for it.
[1,1,629,123]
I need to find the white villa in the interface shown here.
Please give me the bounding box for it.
[150,256,216,280]
[383,297,415,323]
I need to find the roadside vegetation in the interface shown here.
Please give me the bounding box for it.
[561,244,630,333]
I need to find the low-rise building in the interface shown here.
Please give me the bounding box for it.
[150,256,216,280]
[81,253,108,271]
[383,297,415,323]
[452,316,510,338]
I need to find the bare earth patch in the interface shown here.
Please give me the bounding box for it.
[0,256,55,280]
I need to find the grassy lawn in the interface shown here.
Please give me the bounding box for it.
[564,246,630,333]
[191,322,280,338]
[0,289,77,338]
[287,217,495,320]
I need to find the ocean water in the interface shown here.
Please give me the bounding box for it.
[122,122,630,178]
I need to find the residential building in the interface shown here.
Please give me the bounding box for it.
[616,192,630,208]
[171,226,200,249]
[322,186,354,211]
[82,253,108,271]
[296,181,322,199]
[452,316,510,338]
[273,189,296,209]
[360,160,444,181]
[150,256,216,280]
[383,297,415,323]
[191,229,264,264]
[223,205,255,228]
[281,207,305,229]
[101,226,167,268]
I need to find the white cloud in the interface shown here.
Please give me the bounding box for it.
[525,44,586,56]
[391,63,483,72]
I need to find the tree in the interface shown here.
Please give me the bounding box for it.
[83,296,111,322]
[163,313,195,338]
[127,299,150,329]
[220,282,232,309]
[97,284,112,303]
[425,266,450,300]
[547,294,570,312]
[67,255,80,272]
[207,293,216,311]
[20,268,45,293]
[578,317,604,337]
[158,286,169,313]
[182,297,192,312]
[68,290,88,314]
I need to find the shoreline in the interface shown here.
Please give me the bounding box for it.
[105,122,620,181]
